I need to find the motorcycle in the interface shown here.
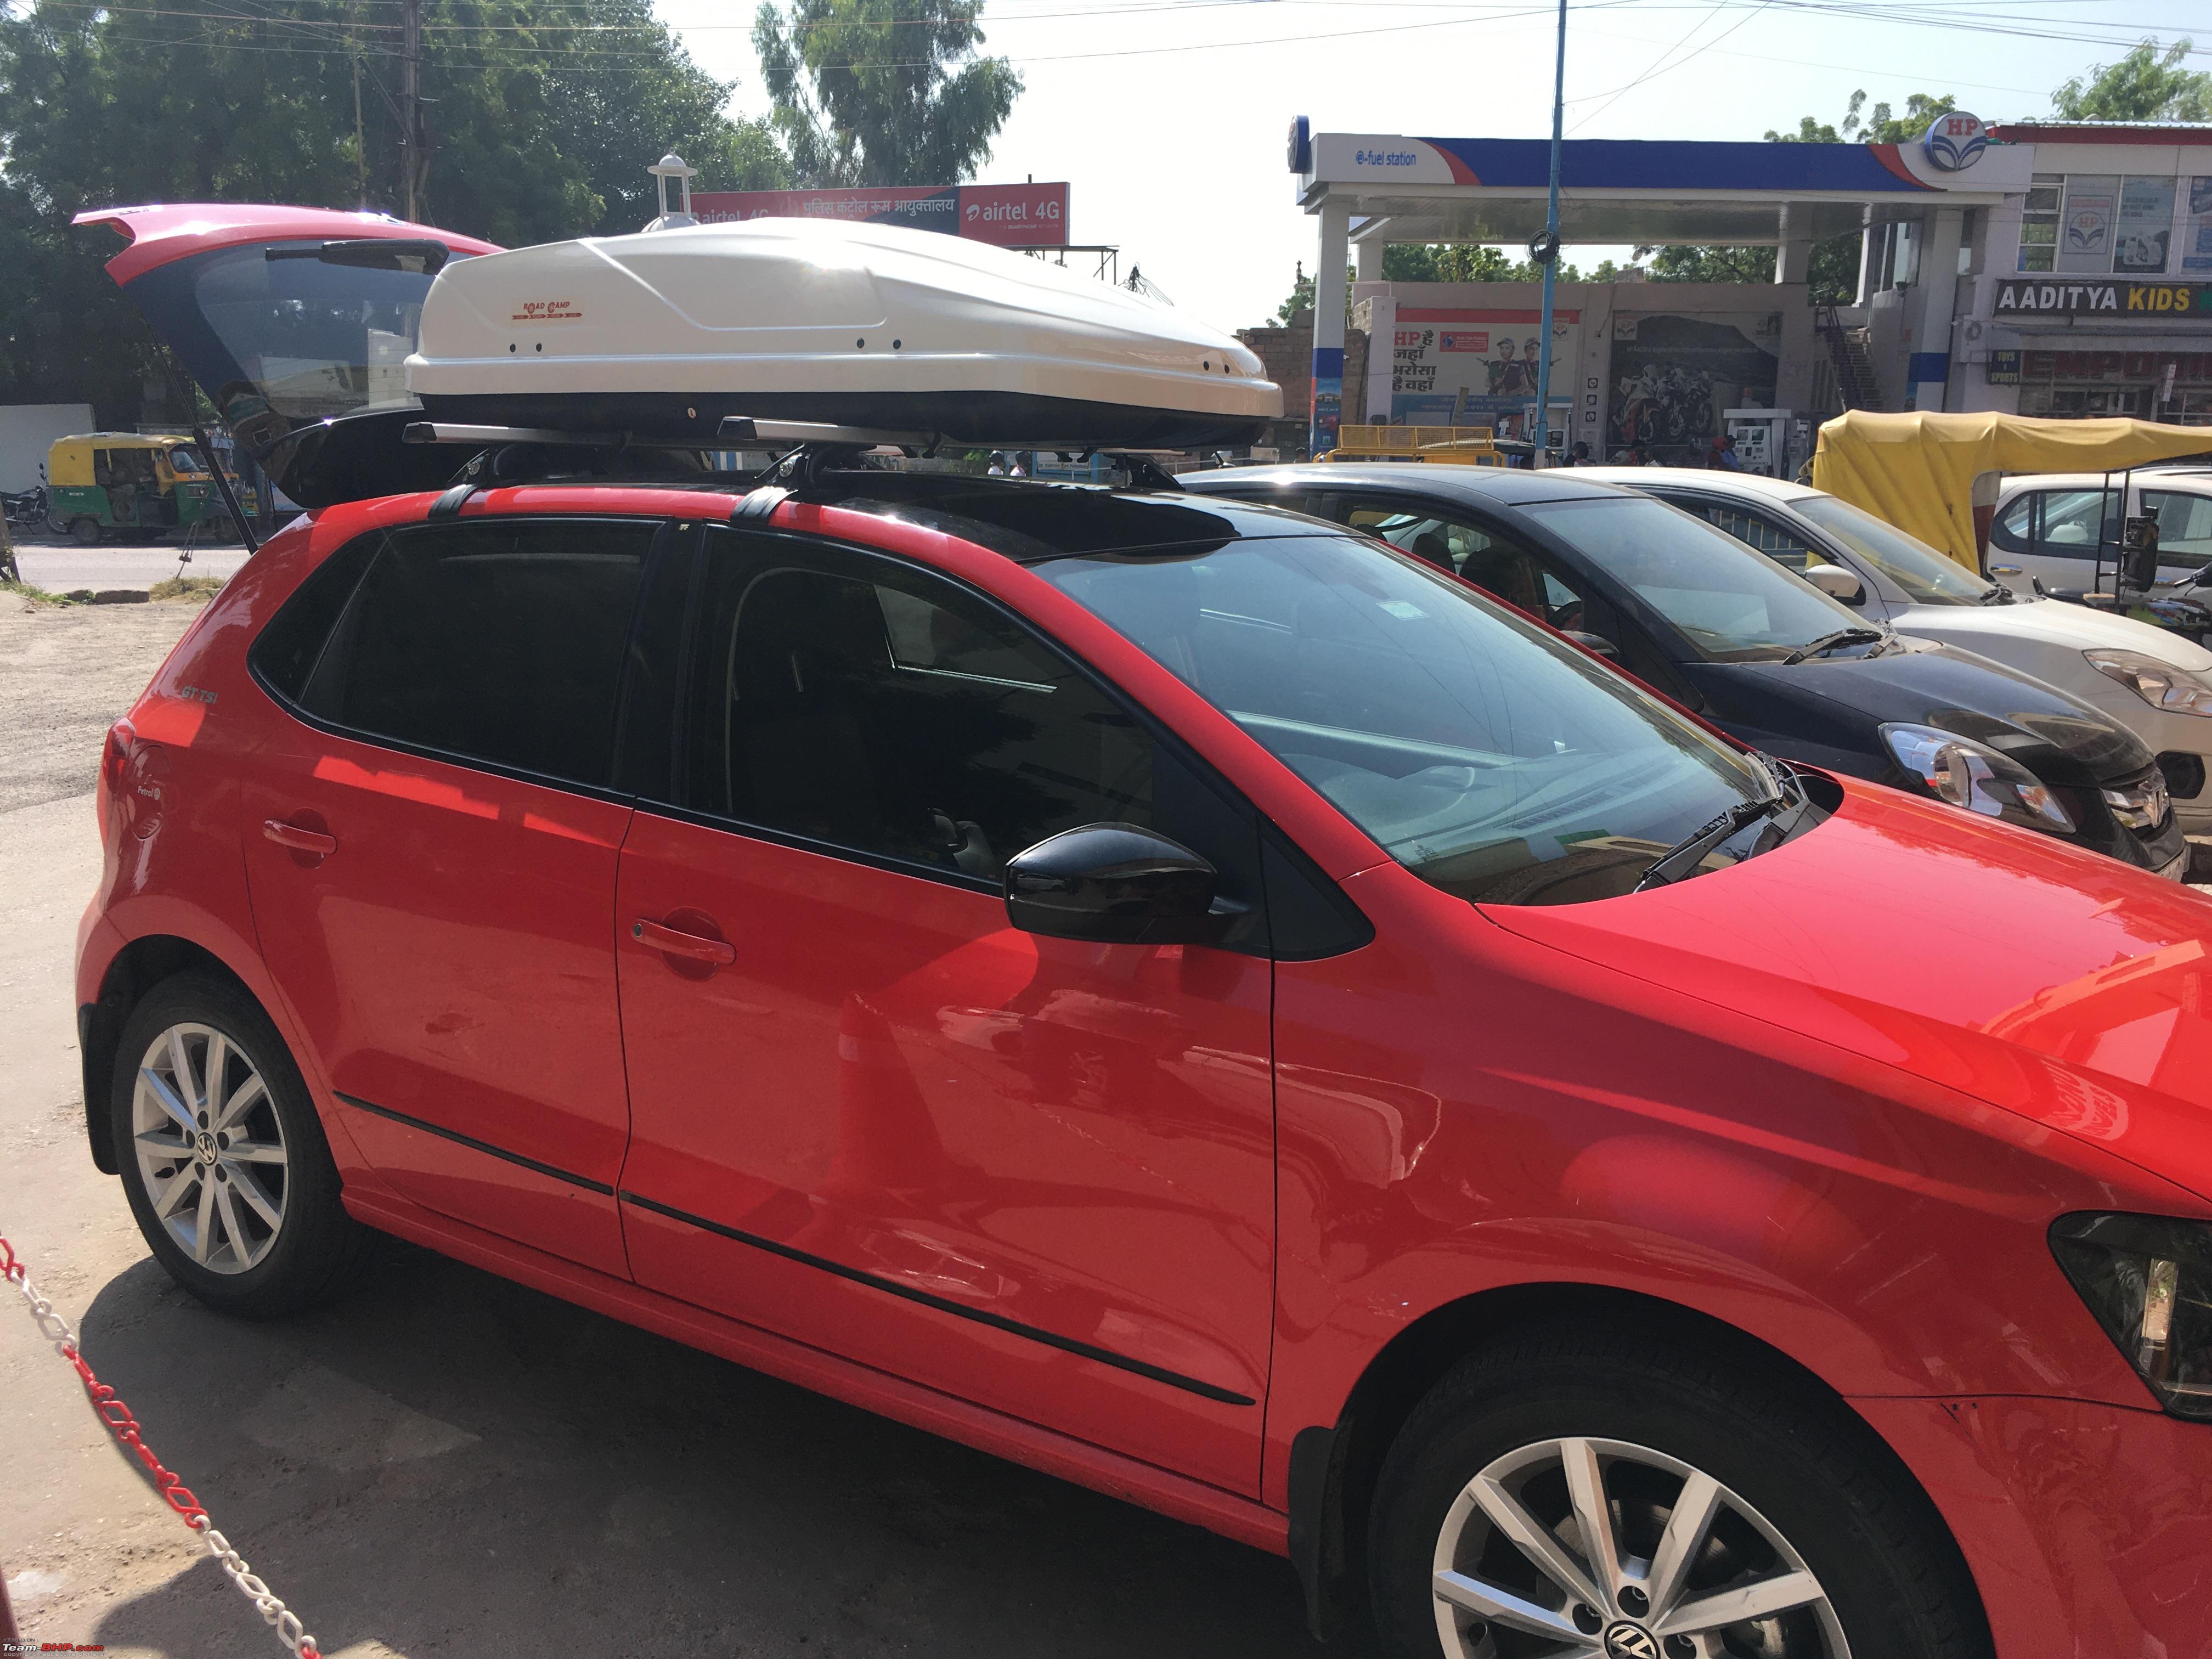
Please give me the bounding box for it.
[2,485,47,527]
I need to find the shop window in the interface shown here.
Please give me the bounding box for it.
[2017,174,2061,273]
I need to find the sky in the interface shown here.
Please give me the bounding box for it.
[663,0,2211,337]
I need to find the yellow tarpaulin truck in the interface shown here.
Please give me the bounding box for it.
[1809,410,2210,573]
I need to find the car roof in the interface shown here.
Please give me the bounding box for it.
[1576,466,1821,503]
[396,469,1341,562]
[1186,461,1641,506]
[1996,471,2212,493]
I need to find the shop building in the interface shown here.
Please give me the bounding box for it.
[1286,117,2212,460]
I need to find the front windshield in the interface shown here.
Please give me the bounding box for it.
[1793,494,1996,605]
[165,444,207,475]
[1034,533,1775,906]
[1520,495,1863,662]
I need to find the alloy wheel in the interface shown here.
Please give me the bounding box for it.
[131,1021,290,1274]
[1430,1436,1849,1659]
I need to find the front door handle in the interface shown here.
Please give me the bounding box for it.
[263,819,337,856]
[632,918,736,966]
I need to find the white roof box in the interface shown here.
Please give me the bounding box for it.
[407,218,1281,450]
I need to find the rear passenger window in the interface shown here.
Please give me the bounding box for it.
[286,520,654,787]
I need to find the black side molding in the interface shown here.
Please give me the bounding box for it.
[80,1002,121,1175]
[1288,1423,1355,1643]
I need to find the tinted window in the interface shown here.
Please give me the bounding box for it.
[685,532,1264,929]
[1517,496,1858,662]
[299,519,653,786]
[2027,488,2119,560]
[1681,501,1818,569]
[1036,533,1773,907]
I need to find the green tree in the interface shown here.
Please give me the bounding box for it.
[752,0,1021,187]
[2053,37,2212,121]
[0,0,787,422]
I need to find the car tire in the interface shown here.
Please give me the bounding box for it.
[112,972,374,1317]
[1368,1321,1988,1659]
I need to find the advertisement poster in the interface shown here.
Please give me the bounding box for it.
[1387,308,1579,437]
[690,182,1069,247]
[2056,175,2118,275]
[2114,176,2177,275]
[2182,178,2212,272]
[1606,313,1780,462]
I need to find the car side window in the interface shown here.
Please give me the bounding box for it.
[2027,489,2118,561]
[1336,496,1602,631]
[2145,491,2212,571]
[287,518,656,787]
[1990,495,2033,553]
[682,530,1266,931]
[1675,500,1818,571]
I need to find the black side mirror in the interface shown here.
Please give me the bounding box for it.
[1561,629,1618,659]
[1004,822,1238,945]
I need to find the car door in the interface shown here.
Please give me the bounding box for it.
[2143,486,2212,586]
[240,513,669,1277]
[612,525,1278,1491]
[1991,486,2120,592]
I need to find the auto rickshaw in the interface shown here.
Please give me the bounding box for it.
[42,432,251,545]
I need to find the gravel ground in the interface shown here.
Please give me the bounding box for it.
[0,595,206,814]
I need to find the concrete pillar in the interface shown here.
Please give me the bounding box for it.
[1775,238,1812,285]
[1905,207,1965,411]
[1310,198,1351,456]
[1355,238,1383,283]
[1855,222,1879,306]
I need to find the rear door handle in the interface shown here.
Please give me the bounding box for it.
[632,918,736,966]
[263,820,337,856]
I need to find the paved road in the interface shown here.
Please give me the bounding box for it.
[0,598,1336,1657]
[12,543,252,594]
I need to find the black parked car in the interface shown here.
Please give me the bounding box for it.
[1184,464,2188,878]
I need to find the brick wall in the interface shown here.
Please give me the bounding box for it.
[1235,310,1369,453]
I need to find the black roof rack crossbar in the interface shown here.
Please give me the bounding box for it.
[402,421,708,450]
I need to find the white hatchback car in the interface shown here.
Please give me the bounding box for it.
[1988,468,2212,596]
[1582,467,2212,839]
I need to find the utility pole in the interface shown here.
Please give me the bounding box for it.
[1531,0,1568,466]
[400,0,422,221]
[350,0,367,207]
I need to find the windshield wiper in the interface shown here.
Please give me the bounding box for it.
[1634,793,1796,891]
[1978,584,2015,605]
[1782,626,1887,665]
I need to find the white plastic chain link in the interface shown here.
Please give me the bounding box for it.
[3,1229,321,1658]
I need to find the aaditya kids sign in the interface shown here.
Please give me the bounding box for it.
[1993,279,2212,316]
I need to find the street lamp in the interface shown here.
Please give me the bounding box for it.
[1532,0,1567,466]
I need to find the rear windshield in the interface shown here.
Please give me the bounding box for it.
[1793,494,1995,605]
[129,240,461,448]
[1520,495,1860,661]
[1034,533,1770,906]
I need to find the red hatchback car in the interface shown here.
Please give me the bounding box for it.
[77,215,2212,1659]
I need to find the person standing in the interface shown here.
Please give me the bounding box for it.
[1707,433,1744,471]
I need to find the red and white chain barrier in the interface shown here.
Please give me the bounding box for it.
[1,1230,322,1658]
